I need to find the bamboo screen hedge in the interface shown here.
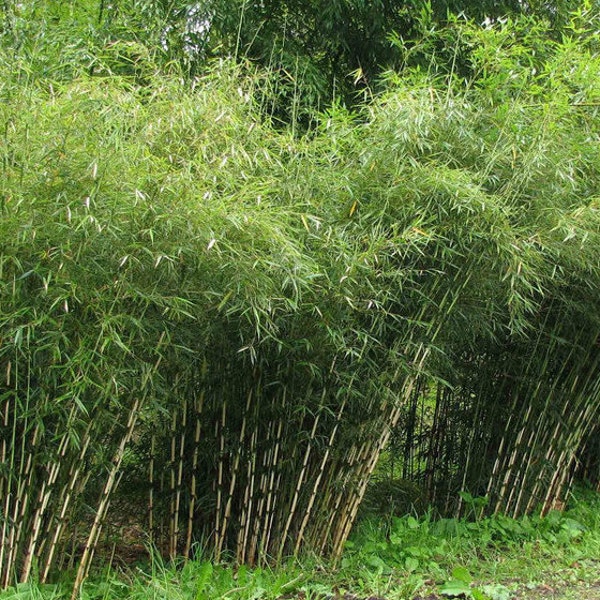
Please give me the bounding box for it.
[1,16,600,595]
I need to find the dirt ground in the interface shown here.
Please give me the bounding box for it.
[411,580,600,599]
[298,580,600,600]
[409,583,600,599]
[512,581,600,600]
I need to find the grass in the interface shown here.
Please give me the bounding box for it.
[1,488,598,600]
[339,487,600,599]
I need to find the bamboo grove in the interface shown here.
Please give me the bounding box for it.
[1,6,600,596]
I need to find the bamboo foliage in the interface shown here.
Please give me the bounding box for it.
[1,9,600,596]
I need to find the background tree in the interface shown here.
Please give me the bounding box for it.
[1,0,589,119]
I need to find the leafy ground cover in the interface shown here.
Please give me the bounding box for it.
[1,488,598,600]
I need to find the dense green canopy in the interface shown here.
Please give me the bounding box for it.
[1,1,599,595]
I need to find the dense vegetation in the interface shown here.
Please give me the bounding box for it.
[4,488,600,599]
[1,1,599,598]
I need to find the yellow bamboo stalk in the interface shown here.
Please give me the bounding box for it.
[70,396,142,600]
[184,391,204,560]
[168,409,178,559]
[318,464,354,554]
[277,395,322,562]
[214,399,227,560]
[172,398,188,558]
[0,390,9,579]
[217,388,253,558]
[493,401,533,515]
[238,427,258,564]
[20,427,69,583]
[250,418,274,564]
[246,433,263,567]
[148,434,155,545]
[259,413,284,560]
[333,368,422,559]
[41,429,92,584]
[294,398,346,556]
[2,424,40,587]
